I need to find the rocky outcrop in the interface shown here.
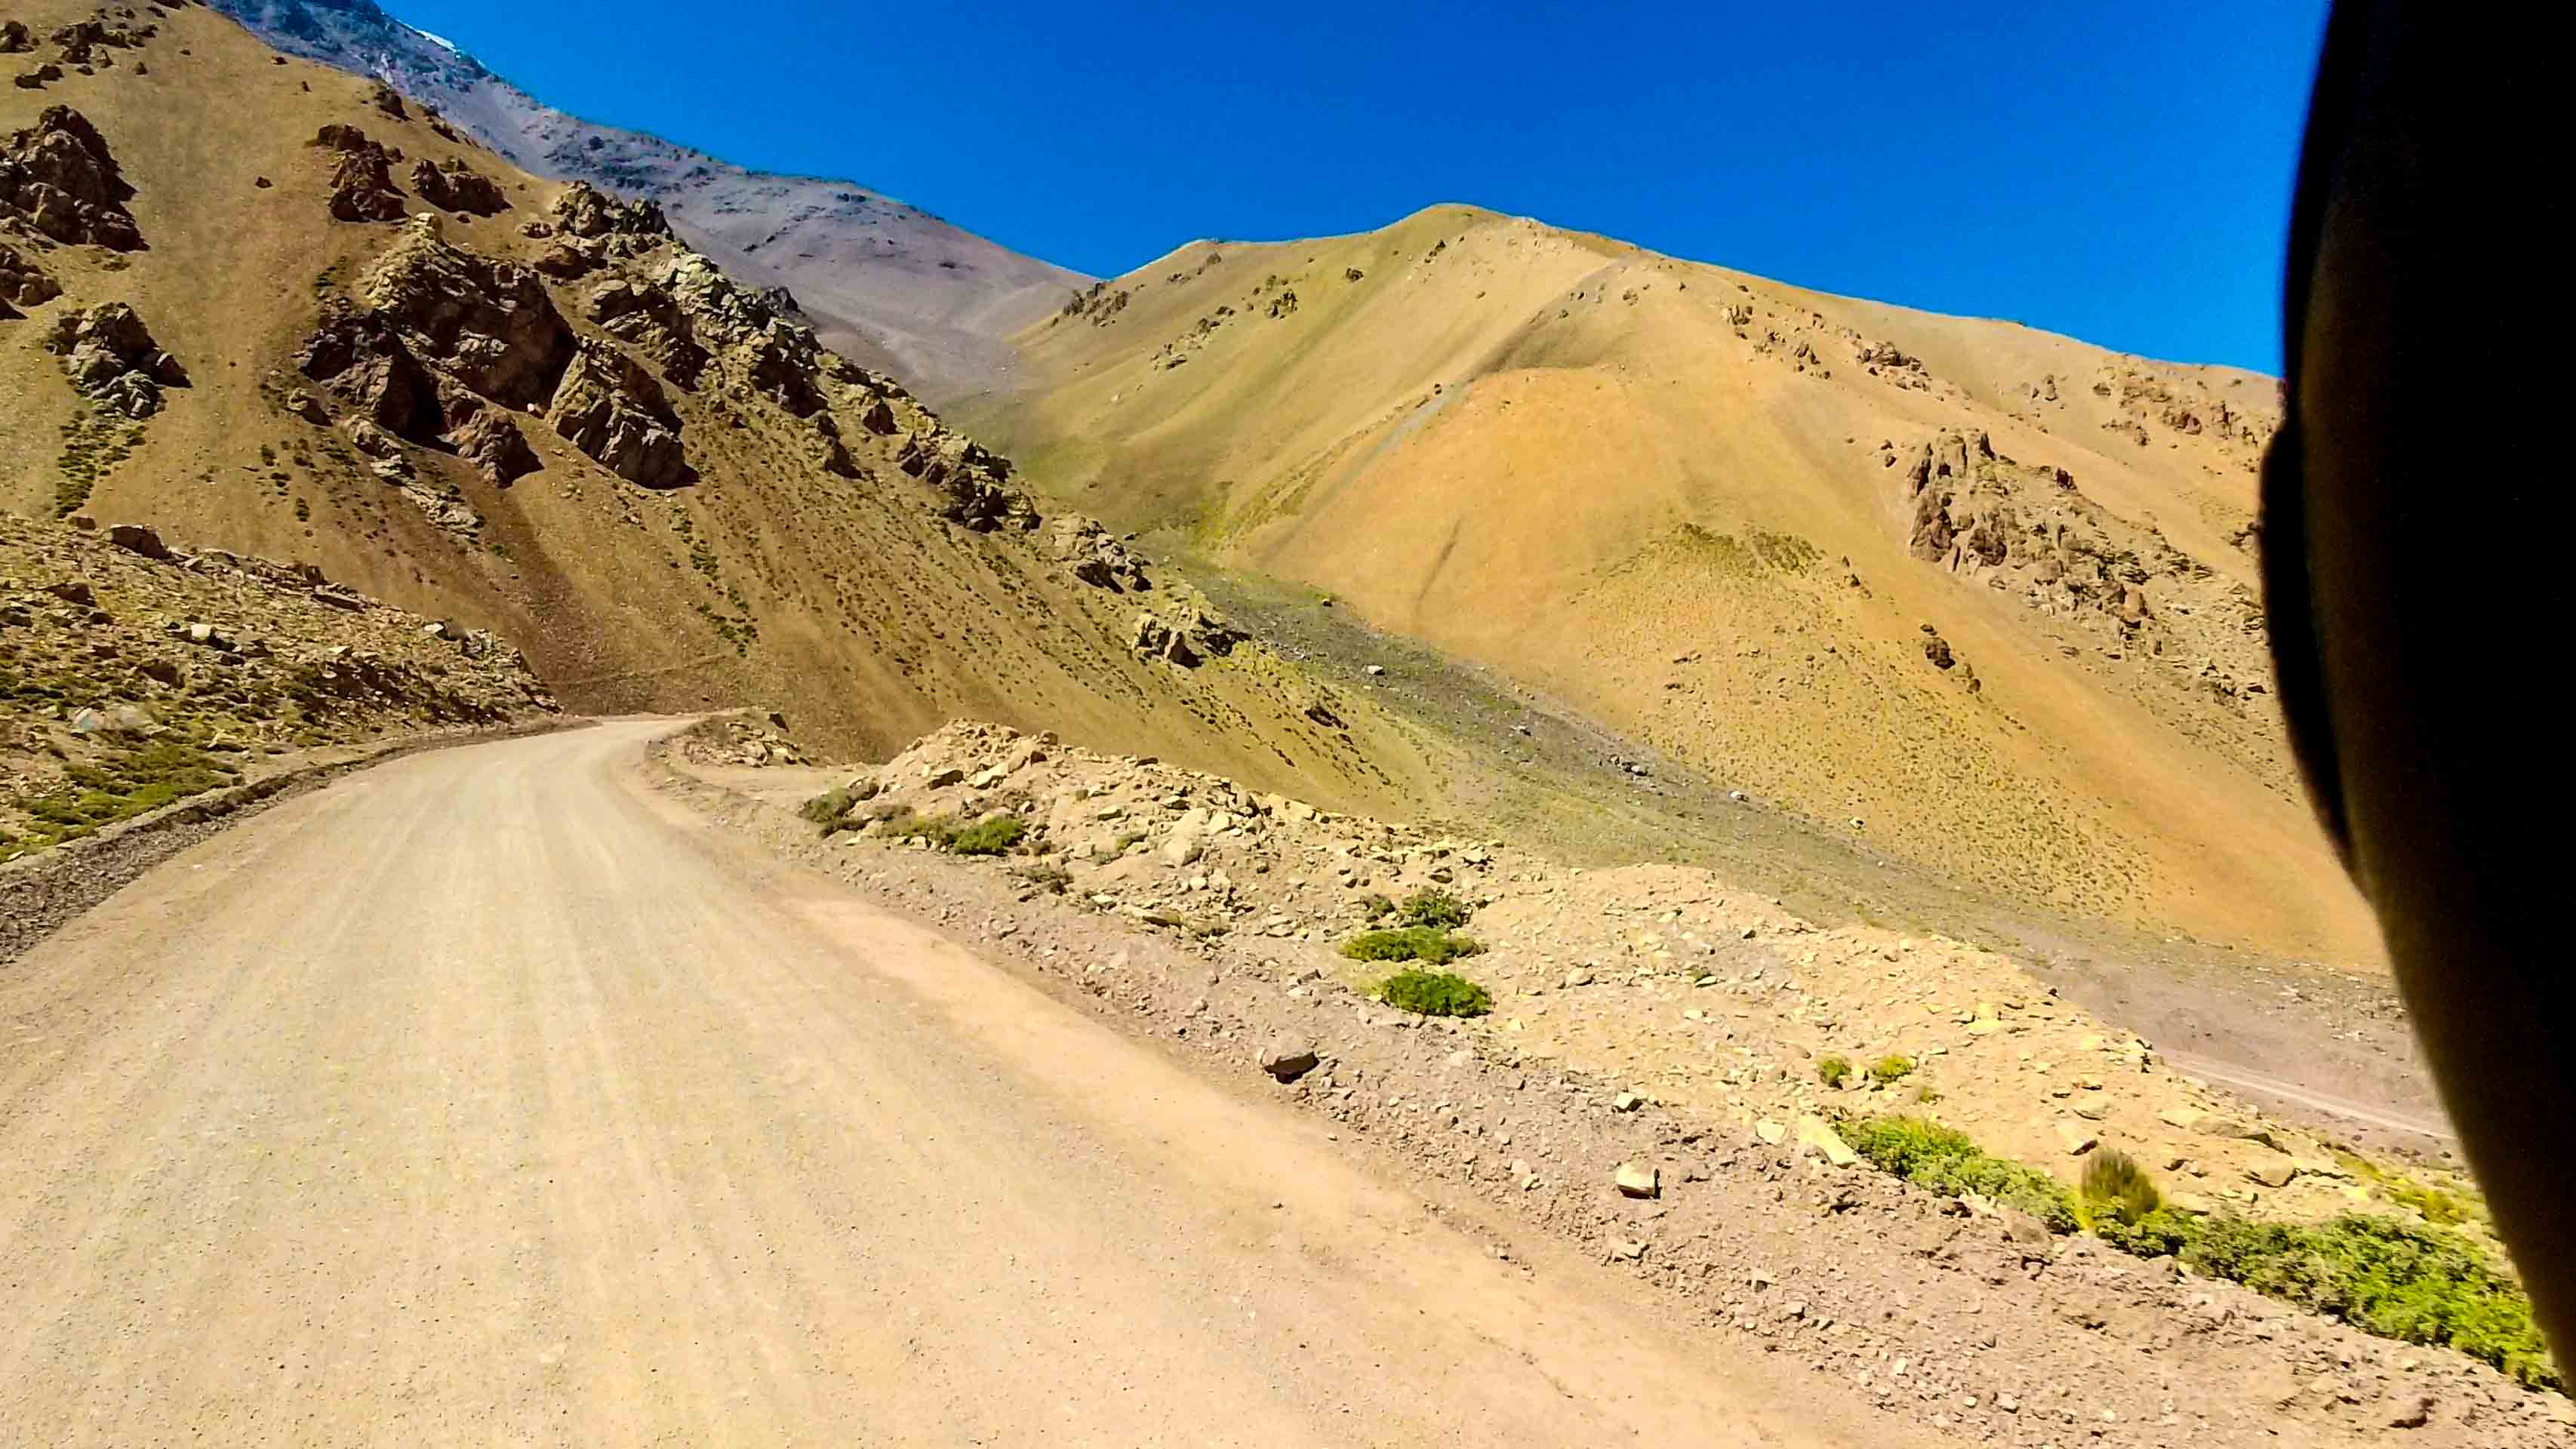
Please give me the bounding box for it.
[310,123,405,223]
[546,339,691,488]
[1044,515,1151,592]
[296,301,444,438]
[0,20,32,53]
[45,302,188,417]
[1889,428,2272,717]
[407,156,508,216]
[355,216,572,409]
[1,106,143,250]
[896,431,1035,532]
[1131,608,1244,669]
[1057,281,1129,326]
[0,237,58,315]
[45,15,152,68]
[654,252,829,415]
[366,80,407,120]
[447,404,540,486]
[549,180,667,241]
[583,277,708,389]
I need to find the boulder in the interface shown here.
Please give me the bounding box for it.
[1614,1162,1660,1198]
[1,105,145,249]
[0,20,32,53]
[1257,1037,1319,1082]
[106,522,171,560]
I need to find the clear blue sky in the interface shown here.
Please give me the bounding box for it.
[392,0,2328,373]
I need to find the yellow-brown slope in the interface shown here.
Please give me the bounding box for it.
[0,1,1451,815]
[971,205,2376,966]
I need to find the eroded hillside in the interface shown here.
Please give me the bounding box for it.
[970,206,2374,965]
[0,0,1437,818]
[205,0,1088,401]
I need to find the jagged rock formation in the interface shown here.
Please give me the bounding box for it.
[1059,281,1129,325]
[1892,427,2273,725]
[583,275,709,388]
[407,155,506,215]
[549,179,665,242]
[310,122,405,223]
[546,338,688,488]
[353,215,571,408]
[894,430,1033,532]
[45,302,187,416]
[1,104,143,249]
[1044,514,1150,592]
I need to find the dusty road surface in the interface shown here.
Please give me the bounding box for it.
[0,720,1866,1447]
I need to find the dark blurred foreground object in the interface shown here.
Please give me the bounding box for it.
[2263,1,2570,1355]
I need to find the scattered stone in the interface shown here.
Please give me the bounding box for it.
[1614,1162,1660,1198]
[1258,1037,1319,1082]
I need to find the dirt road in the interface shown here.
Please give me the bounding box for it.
[0,720,1863,1446]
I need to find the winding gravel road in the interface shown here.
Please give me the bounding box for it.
[0,720,1856,1446]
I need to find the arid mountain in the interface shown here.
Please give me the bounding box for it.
[968,205,2378,966]
[205,0,1087,401]
[2,0,1442,819]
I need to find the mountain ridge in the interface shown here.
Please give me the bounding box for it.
[206,0,1091,401]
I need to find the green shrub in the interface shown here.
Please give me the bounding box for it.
[1839,1115,2079,1232]
[2080,1149,2162,1227]
[798,786,855,827]
[1839,1114,2559,1389]
[2180,1215,2556,1389]
[1358,893,1394,921]
[880,808,954,846]
[1341,925,1484,965]
[1816,1055,1852,1088]
[1396,887,1472,929]
[1377,969,1492,1018]
[1868,1054,1915,1083]
[949,815,1028,856]
[2094,1206,2199,1258]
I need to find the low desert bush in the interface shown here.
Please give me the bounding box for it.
[1868,1054,1916,1083]
[1341,925,1484,966]
[949,815,1027,856]
[1839,1115,2078,1232]
[1396,887,1472,930]
[1816,1055,1853,1088]
[2079,1148,2162,1227]
[1376,969,1492,1018]
[1838,1115,2557,1389]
